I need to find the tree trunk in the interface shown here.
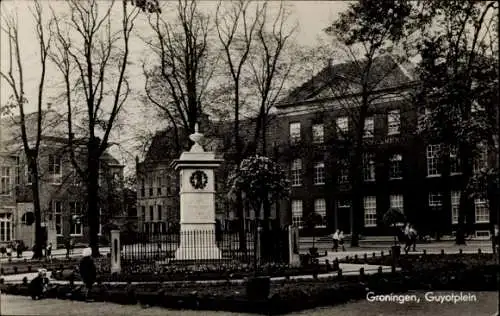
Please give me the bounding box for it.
[87,139,101,257]
[350,147,364,248]
[31,160,44,259]
[456,143,473,245]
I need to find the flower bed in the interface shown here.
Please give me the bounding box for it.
[338,253,497,272]
[52,262,335,282]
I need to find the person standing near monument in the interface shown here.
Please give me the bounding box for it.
[332,230,339,252]
[339,230,345,251]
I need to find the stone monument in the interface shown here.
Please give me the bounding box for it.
[171,124,224,260]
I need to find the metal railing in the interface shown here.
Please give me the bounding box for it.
[120,226,290,273]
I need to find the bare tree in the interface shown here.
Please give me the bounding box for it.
[49,0,139,256]
[247,1,297,156]
[142,0,216,152]
[319,1,414,247]
[0,1,52,259]
[214,0,264,249]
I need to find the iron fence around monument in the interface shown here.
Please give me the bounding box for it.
[119,226,290,274]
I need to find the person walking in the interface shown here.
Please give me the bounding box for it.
[332,229,339,252]
[6,243,12,260]
[65,238,71,259]
[79,247,96,301]
[46,243,52,262]
[339,230,345,251]
[409,224,417,252]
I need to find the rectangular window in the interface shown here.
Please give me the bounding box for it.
[149,205,154,222]
[0,167,11,195]
[473,145,487,174]
[389,154,403,179]
[289,122,301,143]
[451,191,460,224]
[364,117,374,138]
[291,200,303,227]
[72,169,81,187]
[363,153,375,182]
[312,124,324,144]
[140,179,145,197]
[449,146,461,174]
[157,176,162,195]
[141,206,146,223]
[48,154,62,184]
[69,201,82,236]
[428,192,443,207]
[26,164,35,185]
[418,107,431,130]
[0,213,12,242]
[474,198,489,223]
[390,194,404,213]
[387,109,400,135]
[313,162,325,185]
[363,196,377,227]
[148,175,154,196]
[157,205,162,221]
[314,199,327,227]
[338,159,349,184]
[290,158,302,187]
[336,116,348,137]
[53,201,63,236]
[426,144,441,176]
[15,156,20,185]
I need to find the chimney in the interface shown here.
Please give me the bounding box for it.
[327,58,333,68]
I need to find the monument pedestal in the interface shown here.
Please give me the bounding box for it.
[174,223,222,260]
[170,124,224,262]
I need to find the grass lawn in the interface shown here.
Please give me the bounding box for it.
[289,291,498,316]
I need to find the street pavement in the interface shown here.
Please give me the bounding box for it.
[0,247,110,263]
[1,239,493,263]
[0,294,249,316]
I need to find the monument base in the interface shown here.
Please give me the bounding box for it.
[174,245,222,260]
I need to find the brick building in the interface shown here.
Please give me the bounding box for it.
[0,111,125,248]
[271,54,493,238]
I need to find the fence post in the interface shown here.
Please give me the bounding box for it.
[288,226,300,267]
[110,230,121,274]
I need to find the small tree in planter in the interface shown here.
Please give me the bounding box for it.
[304,212,323,258]
[382,207,406,270]
[228,155,290,300]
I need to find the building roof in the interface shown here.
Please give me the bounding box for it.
[279,54,416,106]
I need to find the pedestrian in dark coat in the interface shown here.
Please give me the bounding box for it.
[79,247,96,301]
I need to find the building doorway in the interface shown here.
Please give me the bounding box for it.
[336,200,352,234]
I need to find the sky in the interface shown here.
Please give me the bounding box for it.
[0,0,351,172]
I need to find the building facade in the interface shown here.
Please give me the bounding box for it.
[272,55,494,238]
[0,112,125,248]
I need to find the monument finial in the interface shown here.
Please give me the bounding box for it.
[189,123,204,152]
